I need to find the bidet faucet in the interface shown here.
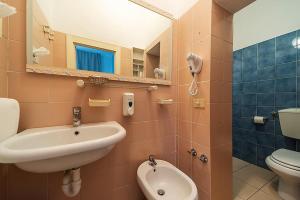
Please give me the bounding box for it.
[148,155,157,167]
[73,107,81,127]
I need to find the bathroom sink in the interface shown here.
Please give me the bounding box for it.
[0,121,126,173]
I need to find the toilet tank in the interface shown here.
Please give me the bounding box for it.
[278,108,300,139]
[0,98,19,142]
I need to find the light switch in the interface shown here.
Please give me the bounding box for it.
[193,98,205,108]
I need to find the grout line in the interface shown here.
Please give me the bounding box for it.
[232,164,250,174]
[232,159,278,200]
[246,177,274,200]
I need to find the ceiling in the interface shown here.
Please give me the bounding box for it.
[214,0,256,13]
[143,0,198,18]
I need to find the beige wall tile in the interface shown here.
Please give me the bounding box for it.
[212,2,233,43]
[6,0,26,12]
[211,144,232,200]
[0,38,8,71]
[0,71,7,97]
[8,10,26,42]
[0,164,6,200]
[192,142,211,193]
[53,31,67,68]
[192,103,210,124]
[8,40,26,72]
[192,122,210,147]
[2,17,9,39]
[178,137,192,177]
[178,120,192,141]
[7,72,50,103]
[6,165,47,200]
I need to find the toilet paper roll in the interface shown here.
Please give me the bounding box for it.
[253,116,266,124]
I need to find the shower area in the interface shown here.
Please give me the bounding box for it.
[232,0,300,199]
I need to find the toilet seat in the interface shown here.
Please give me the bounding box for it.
[270,149,300,171]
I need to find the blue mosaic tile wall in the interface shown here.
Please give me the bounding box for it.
[233,30,300,169]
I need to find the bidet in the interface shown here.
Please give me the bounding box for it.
[137,159,198,200]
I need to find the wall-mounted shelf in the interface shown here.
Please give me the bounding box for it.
[157,99,174,105]
[89,98,111,107]
[132,47,144,77]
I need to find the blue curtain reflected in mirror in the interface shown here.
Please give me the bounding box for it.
[75,45,115,73]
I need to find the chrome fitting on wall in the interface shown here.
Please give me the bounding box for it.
[187,148,197,157]
[271,111,278,120]
[199,154,208,163]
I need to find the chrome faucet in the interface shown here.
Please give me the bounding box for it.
[148,155,157,167]
[73,107,81,127]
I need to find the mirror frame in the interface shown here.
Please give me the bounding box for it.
[26,0,175,86]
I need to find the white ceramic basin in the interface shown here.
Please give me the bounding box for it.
[0,121,126,173]
[137,160,198,200]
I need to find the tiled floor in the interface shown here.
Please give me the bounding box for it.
[233,157,282,200]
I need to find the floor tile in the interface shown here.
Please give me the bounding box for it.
[248,190,280,200]
[233,157,250,172]
[234,164,276,189]
[233,176,257,200]
[233,196,244,200]
[261,177,282,200]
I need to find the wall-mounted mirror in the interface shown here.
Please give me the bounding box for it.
[26,0,173,85]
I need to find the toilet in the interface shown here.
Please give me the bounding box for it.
[137,159,198,200]
[266,108,300,200]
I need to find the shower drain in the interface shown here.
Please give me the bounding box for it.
[157,189,165,196]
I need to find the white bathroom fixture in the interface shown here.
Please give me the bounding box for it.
[0,121,126,173]
[123,93,134,116]
[32,46,50,64]
[0,98,20,142]
[137,159,198,200]
[147,85,158,92]
[266,108,300,200]
[62,168,81,197]
[76,79,85,88]
[154,67,166,80]
[0,2,16,18]
[187,53,203,96]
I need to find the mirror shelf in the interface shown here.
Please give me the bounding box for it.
[26,64,172,86]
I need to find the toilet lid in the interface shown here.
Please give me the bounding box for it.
[271,149,300,169]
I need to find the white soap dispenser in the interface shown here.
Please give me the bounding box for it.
[123,93,134,116]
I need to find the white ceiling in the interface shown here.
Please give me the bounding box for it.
[143,0,198,18]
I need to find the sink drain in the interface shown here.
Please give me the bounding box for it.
[157,189,165,196]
